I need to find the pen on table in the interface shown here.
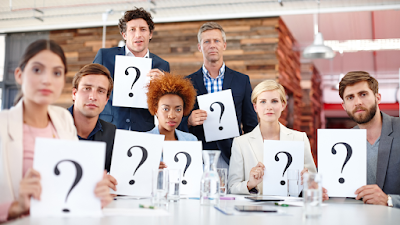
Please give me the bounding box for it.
[275,202,289,207]
[214,206,233,215]
[139,204,158,209]
[188,197,235,200]
[220,196,235,200]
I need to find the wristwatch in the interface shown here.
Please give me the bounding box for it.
[387,195,393,207]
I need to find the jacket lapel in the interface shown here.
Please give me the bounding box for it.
[376,112,393,189]
[279,123,294,141]
[48,106,67,139]
[192,68,208,95]
[7,100,24,198]
[222,66,233,90]
[248,125,264,162]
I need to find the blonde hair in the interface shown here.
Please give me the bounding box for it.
[251,80,287,105]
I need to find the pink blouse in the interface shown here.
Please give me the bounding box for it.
[0,122,58,222]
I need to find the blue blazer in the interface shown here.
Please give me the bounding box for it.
[179,66,258,164]
[93,47,170,132]
[147,126,198,141]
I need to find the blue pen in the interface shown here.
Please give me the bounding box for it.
[214,206,233,215]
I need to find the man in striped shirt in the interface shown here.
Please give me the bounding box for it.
[180,22,258,169]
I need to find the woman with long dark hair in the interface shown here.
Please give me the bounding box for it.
[0,40,112,221]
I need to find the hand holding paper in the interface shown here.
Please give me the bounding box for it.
[197,90,239,142]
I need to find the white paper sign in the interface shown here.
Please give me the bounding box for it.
[197,89,239,142]
[110,129,164,196]
[113,55,152,108]
[31,138,105,217]
[318,129,366,197]
[263,140,304,196]
[162,141,203,196]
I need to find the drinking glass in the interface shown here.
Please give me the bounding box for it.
[167,169,181,202]
[152,169,169,207]
[303,173,323,218]
[287,169,299,197]
[217,168,228,196]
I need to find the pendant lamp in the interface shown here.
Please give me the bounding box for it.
[302,0,335,59]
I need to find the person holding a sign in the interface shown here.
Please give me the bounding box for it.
[93,7,170,132]
[146,73,198,169]
[339,71,400,208]
[68,64,117,173]
[0,40,113,222]
[179,22,258,169]
[228,80,318,195]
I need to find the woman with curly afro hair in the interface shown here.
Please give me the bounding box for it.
[147,73,197,143]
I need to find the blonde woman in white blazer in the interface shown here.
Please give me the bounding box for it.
[0,40,112,222]
[228,80,317,195]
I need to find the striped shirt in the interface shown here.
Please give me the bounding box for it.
[202,63,225,93]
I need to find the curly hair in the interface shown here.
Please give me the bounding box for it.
[119,7,154,35]
[147,73,197,116]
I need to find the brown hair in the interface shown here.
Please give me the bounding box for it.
[14,39,67,105]
[339,71,379,100]
[73,63,113,98]
[118,7,154,35]
[147,73,196,116]
[198,22,226,43]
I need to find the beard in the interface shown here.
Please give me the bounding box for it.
[346,101,377,124]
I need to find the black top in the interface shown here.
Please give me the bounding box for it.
[68,105,116,172]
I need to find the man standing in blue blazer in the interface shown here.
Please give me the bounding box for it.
[93,7,170,131]
[180,22,258,168]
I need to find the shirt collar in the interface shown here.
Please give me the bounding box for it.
[202,62,225,79]
[68,104,103,140]
[125,46,150,58]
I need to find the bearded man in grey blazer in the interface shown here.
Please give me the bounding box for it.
[339,71,400,208]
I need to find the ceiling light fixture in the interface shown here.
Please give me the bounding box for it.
[325,39,400,52]
[303,0,335,59]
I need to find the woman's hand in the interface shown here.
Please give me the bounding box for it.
[95,171,113,208]
[8,168,41,219]
[300,168,308,185]
[159,162,167,169]
[322,187,329,201]
[247,162,265,190]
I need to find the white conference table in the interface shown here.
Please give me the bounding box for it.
[5,196,400,225]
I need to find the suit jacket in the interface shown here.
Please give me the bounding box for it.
[228,124,317,195]
[179,67,258,164]
[0,100,78,204]
[147,126,198,141]
[68,105,116,172]
[93,119,116,172]
[93,46,170,132]
[354,112,400,208]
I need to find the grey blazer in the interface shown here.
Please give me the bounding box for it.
[355,112,400,208]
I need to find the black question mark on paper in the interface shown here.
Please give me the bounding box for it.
[54,160,83,213]
[210,101,225,131]
[125,66,141,98]
[174,152,192,185]
[331,142,353,184]
[127,145,148,185]
[274,151,293,185]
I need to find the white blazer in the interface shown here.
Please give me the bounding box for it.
[0,100,78,204]
[228,123,317,195]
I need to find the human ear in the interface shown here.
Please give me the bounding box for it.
[14,67,23,85]
[72,88,77,101]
